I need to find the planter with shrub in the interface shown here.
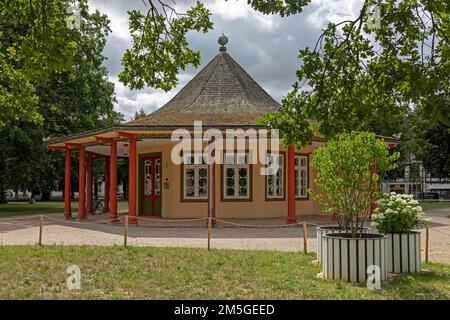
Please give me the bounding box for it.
[316,225,369,264]
[311,132,398,283]
[372,192,430,273]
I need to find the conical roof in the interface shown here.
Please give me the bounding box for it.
[129,50,279,126]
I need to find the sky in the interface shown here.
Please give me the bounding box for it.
[89,0,362,121]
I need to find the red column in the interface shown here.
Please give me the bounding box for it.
[78,146,86,219]
[109,141,118,220]
[104,157,110,212]
[87,153,93,215]
[287,145,297,224]
[128,135,137,224]
[64,145,72,219]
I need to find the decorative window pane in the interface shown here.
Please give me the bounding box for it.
[144,159,152,196]
[223,152,250,199]
[266,154,284,199]
[155,159,161,195]
[295,155,308,199]
[183,153,208,200]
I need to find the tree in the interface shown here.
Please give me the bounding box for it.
[255,0,450,146]
[0,2,121,202]
[0,0,81,126]
[311,132,399,238]
[422,123,450,179]
[133,107,147,120]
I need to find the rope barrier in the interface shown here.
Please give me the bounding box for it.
[212,218,320,228]
[0,214,323,228]
[212,218,298,228]
[136,216,208,223]
[0,215,45,222]
[43,215,123,225]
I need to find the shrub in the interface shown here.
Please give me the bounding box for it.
[311,132,399,238]
[372,192,431,234]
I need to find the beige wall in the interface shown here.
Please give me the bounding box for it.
[136,141,324,219]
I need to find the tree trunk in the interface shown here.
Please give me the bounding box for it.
[122,178,128,200]
[0,186,7,204]
[94,180,99,199]
[41,190,51,201]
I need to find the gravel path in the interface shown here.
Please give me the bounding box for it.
[0,209,449,264]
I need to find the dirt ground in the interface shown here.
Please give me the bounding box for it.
[0,209,449,264]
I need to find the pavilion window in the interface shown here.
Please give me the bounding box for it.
[266,153,284,199]
[223,152,250,199]
[295,155,308,199]
[183,153,208,200]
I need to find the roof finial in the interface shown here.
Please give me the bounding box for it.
[218,32,228,52]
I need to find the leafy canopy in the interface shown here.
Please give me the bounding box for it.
[0,0,80,125]
[119,0,213,91]
[261,0,450,147]
[0,2,120,199]
[311,132,399,238]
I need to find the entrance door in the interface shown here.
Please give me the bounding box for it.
[142,156,162,216]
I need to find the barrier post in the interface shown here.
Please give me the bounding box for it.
[303,222,307,253]
[425,227,429,263]
[124,216,128,247]
[38,215,43,246]
[207,217,211,251]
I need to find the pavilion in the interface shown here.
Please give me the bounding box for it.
[46,36,397,224]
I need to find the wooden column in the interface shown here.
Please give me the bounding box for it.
[78,146,86,219]
[64,145,72,219]
[104,157,110,212]
[109,141,118,220]
[370,164,379,215]
[287,145,297,224]
[207,138,216,224]
[87,153,93,215]
[128,135,137,224]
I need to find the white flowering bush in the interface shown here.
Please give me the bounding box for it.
[372,192,431,234]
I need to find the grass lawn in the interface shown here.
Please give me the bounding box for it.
[0,201,129,218]
[0,246,448,299]
[420,201,450,211]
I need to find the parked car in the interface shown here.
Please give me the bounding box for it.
[414,192,440,200]
[4,190,14,199]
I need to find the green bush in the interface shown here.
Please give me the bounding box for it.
[372,193,431,234]
[311,132,398,238]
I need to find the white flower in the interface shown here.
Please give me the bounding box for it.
[411,200,419,205]
[415,206,423,212]
[385,208,393,214]
[371,214,378,219]
[390,192,397,196]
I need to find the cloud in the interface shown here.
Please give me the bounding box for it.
[89,1,132,42]
[209,0,280,32]
[306,0,363,28]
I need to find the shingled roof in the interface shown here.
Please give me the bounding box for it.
[129,47,280,126]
